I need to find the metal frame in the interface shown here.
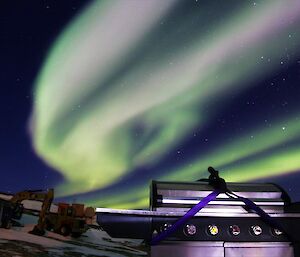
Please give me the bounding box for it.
[96,208,300,218]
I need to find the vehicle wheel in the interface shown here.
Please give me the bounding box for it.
[71,232,82,238]
[60,225,71,236]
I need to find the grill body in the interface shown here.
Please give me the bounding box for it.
[96,180,300,256]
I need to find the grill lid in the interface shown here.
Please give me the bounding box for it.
[150,181,290,214]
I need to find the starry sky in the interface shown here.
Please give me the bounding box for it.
[1,0,300,208]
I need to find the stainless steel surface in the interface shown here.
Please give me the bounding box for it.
[224,242,291,247]
[97,180,299,255]
[151,241,224,257]
[95,208,300,218]
[225,247,294,257]
[224,242,294,257]
[161,199,283,206]
[151,241,294,257]
[155,182,281,192]
[153,181,286,215]
[98,180,299,256]
[157,189,282,199]
[155,205,284,214]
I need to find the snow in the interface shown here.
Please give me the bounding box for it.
[0,195,147,256]
[0,215,147,256]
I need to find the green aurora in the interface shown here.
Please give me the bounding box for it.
[31,0,300,208]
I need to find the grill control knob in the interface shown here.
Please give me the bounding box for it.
[273,228,283,236]
[251,225,263,236]
[229,225,241,236]
[160,223,172,232]
[184,224,197,236]
[208,224,219,236]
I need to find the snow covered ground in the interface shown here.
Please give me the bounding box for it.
[0,215,148,257]
[0,194,148,257]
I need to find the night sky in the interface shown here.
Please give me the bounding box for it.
[1,0,300,209]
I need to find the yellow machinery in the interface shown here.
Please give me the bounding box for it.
[10,188,54,235]
[45,202,95,237]
[4,188,95,237]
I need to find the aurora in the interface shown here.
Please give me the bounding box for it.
[31,0,300,207]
